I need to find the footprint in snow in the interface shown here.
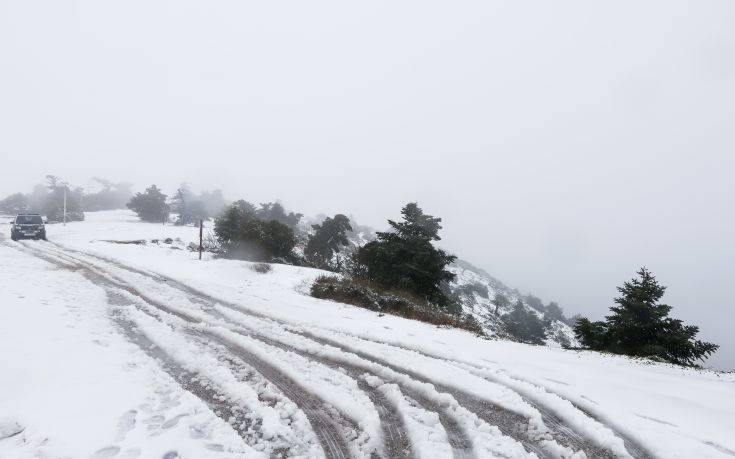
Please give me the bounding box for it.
[146,414,165,424]
[116,410,137,441]
[90,446,121,459]
[119,447,142,459]
[0,421,24,440]
[161,414,188,430]
[189,423,210,439]
[162,451,178,459]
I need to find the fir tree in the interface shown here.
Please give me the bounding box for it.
[574,268,718,365]
[504,299,547,344]
[256,202,302,230]
[127,185,169,223]
[353,203,456,308]
[304,214,353,269]
[214,200,295,261]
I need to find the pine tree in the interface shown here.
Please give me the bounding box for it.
[353,203,456,308]
[256,202,303,230]
[127,185,169,223]
[214,200,295,261]
[305,214,353,269]
[504,299,547,344]
[574,268,718,365]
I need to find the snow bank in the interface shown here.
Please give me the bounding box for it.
[0,244,256,458]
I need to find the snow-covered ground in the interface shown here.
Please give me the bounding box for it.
[1,210,734,458]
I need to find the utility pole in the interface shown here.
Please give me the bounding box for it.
[63,187,67,226]
[199,219,203,260]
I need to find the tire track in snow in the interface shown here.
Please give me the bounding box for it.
[36,242,575,458]
[37,242,460,459]
[104,292,286,454]
[309,331,655,459]
[33,241,645,458]
[9,242,352,459]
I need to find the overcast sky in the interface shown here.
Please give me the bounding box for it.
[1,1,733,369]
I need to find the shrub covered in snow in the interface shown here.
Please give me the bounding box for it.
[251,262,273,274]
[311,275,484,335]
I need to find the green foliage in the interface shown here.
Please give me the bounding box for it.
[127,185,169,223]
[304,214,352,269]
[214,200,296,262]
[256,202,302,230]
[353,203,457,308]
[573,317,609,350]
[503,299,547,344]
[574,268,719,365]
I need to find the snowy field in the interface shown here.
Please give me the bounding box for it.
[1,210,733,458]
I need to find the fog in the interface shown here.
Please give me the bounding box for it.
[1,1,733,369]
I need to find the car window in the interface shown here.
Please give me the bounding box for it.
[16,215,43,224]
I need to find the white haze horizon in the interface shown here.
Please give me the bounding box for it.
[1,1,733,370]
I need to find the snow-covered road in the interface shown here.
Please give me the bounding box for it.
[1,238,643,459]
[1,211,733,458]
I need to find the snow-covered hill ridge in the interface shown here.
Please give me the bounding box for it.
[342,227,578,347]
[448,260,579,347]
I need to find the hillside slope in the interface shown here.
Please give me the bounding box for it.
[341,225,578,347]
[449,260,579,347]
[0,210,733,458]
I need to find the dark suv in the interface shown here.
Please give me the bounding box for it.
[11,214,46,241]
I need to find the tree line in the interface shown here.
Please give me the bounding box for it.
[129,185,719,365]
[0,175,132,222]
[5,178,716,366]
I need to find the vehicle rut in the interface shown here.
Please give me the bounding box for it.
[9,242,353,459]
[39,242,476,458]
[312,333,655,459]
[24,241,651,459]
